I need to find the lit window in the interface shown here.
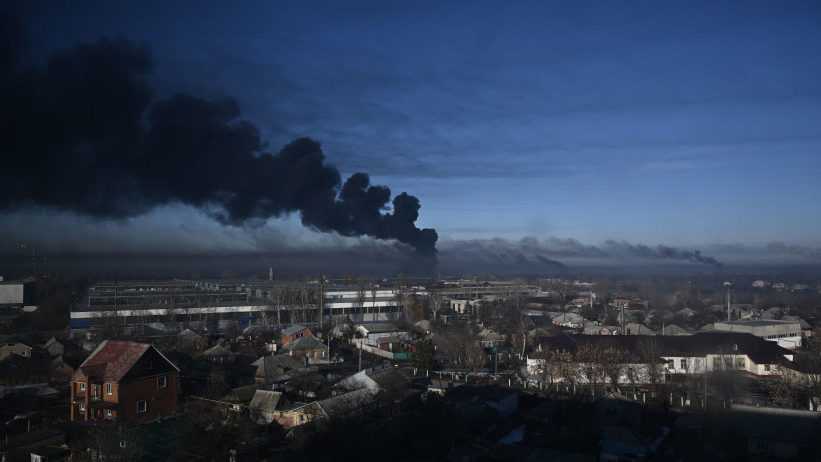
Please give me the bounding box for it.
[79,403,85,412]
[106,383,113,395]
[158,375,167,389]
[79,382,86,392]
[137,400,147,414]
[106,409,113,418]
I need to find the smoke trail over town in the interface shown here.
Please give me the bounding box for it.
[0,17,437,254]
[441,237,723,268]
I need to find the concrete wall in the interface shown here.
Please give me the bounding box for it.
[0,283,24,305]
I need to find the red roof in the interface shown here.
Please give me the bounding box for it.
[74,340,153,382]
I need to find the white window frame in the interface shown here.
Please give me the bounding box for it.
[79,382,86,392]
[78,402,85,412]
[106,383,113,395]
[106,409,113,418]
[137,400,147,414]
[158,375,167,389]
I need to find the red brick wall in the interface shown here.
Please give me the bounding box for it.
[118,372,178,423]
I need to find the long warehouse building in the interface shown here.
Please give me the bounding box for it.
[70,279,416,333]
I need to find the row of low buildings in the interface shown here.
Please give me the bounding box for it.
[526,331,814,386]
[69,279,419,335]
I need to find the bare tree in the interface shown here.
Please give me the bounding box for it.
[356,280,368,321]
[429,289,443,322]
[575,343,606,396]
[638,338,664,388]
[600,346,627,393]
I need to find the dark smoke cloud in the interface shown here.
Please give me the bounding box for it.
[440,237,723,268]
[600,240,722,267]
[0,19,437,254]
[766,242,821,260]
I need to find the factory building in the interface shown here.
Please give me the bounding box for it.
[69,279,411,334]
[713,320,803,349]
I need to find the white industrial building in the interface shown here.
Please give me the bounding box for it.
[713,320,803,349]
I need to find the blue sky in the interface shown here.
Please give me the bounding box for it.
[23,0,821,249]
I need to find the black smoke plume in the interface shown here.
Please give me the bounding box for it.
[440,237,722,267]
[601,241,722,267]
[0,22,437,254]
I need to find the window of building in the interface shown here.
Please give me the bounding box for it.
[724,357,733,369]
[106,409,113,418]
[666,359,674,369]
[79,382,86,392]
[120,440,127,449]
[106,383,112,395]
[680,359,688,370]
[158,375,167,389]
[137,400,147,414]
[91,385,98,398]
[735,357,746,369]
[31,454,43,462]
[78,402,85,412]
[764,364,771,372]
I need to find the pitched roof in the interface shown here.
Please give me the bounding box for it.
[255,355,306,381]
[317,388,377,418]
[75,340,177,382]
[222,384,259,404]
[249,390,283,413]
[282,335,327,352]
[356,323,403,334]
[281,324,309,336]
[534,332,793,365]
[202,343,235,357]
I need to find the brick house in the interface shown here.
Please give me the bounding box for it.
[70,340,179,423]
[280,325,313,347]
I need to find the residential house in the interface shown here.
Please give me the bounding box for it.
[248,390,284,424]
[280,325,312,347]
[273,388,378,428]
[0,342,32,361]
[201,342,237,364]
[70,340,179,423]
[279,336,328,362]
[176,329,207,352]
[253,354,306,385]
[354,323,409,347]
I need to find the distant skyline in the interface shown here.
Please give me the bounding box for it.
[5,1,821,255]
